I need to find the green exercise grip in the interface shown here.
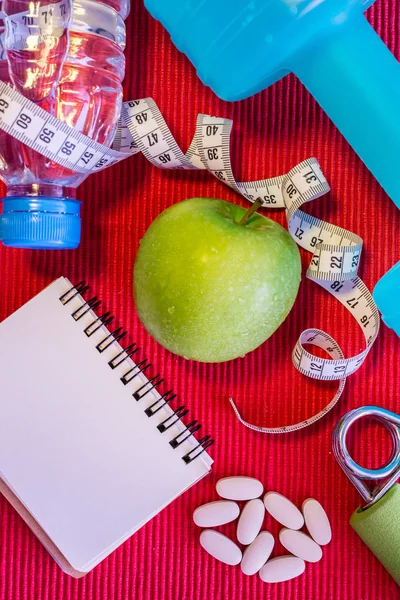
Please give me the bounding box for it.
[350,484,400,586]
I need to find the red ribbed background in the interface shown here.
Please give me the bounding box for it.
[1,2,400,598]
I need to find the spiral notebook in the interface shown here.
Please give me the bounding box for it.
[0,277,213,577]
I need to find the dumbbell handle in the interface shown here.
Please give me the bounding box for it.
[293,14,400,208]
[350,484,400,585]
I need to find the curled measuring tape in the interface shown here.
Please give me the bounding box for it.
[0,81,380,433]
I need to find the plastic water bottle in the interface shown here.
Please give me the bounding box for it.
[0,0,130,249]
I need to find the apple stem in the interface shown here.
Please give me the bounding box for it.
[239,198,264,226]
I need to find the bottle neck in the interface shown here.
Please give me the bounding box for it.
[6,183,76,200]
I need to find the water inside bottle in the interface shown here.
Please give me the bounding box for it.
[0,0,129,195]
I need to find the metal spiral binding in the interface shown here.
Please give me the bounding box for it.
[59,281,214,464]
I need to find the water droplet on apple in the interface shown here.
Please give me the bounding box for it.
[168,306,175,315]
[273,294,279,302]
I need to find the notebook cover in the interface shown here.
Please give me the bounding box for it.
[0,479,85,578]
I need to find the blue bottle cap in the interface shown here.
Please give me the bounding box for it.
[373,262,400,337]
[0,197,82,250]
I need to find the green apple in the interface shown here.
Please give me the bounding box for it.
[134,198,301,362]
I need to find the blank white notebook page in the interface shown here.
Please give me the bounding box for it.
[0,278,212,572]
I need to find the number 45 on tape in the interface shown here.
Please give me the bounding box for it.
[0,81,380,434]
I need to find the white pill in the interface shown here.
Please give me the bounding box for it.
[241,532,275,576]
[302,498,332,546]
[264,492,304,530]
[259,556,306,583]
[237,499,265,545]
[200,530,242,566]
[216,476,263,501]
[279,528,323,563]
[193,501,240,527]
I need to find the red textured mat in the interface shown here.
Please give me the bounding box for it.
[1,2,400,599]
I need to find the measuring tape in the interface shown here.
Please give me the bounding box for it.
[1,1,70,50]
[0,79,380,433]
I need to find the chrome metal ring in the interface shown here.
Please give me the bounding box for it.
[333,406,400,506]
